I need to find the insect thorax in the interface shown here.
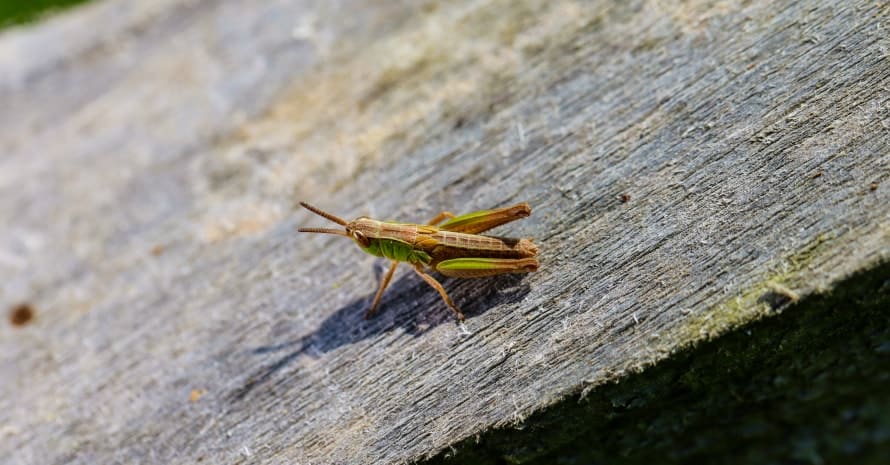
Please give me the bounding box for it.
[362,238,431,264]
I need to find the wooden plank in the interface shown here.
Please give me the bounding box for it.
[1,1,887,464]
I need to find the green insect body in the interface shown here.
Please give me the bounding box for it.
[298,202,539,320]
[362,238,432,264]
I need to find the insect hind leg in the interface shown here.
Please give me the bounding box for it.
[412,264,465,321]
[435,257,539,278]
[437,203,531,234]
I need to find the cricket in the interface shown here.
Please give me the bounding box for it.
[298,201,539,321]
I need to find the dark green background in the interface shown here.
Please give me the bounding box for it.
[0,0,91,28]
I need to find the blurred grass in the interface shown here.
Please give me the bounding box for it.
[0,0,93,29]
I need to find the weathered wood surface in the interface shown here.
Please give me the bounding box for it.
[0,1,887,464]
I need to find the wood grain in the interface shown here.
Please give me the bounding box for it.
[1,1,887,464]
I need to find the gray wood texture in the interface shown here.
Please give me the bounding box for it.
[1,1,887,464]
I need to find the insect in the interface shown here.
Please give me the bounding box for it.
[298,202,539,320]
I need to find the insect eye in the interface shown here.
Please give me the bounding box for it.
[352,231,369,246]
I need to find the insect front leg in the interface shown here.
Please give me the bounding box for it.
[366,260,399,319]
[412,263,465,321]
[427,211,455,225]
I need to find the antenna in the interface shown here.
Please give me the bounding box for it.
[297,227,348,236]
[298,202,350,236]
[299,202,348,226]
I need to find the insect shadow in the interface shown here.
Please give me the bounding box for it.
[228,271,531,401]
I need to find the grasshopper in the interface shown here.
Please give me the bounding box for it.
[298,202,539,320]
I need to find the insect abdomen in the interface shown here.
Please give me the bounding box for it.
[432,231,537,258]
